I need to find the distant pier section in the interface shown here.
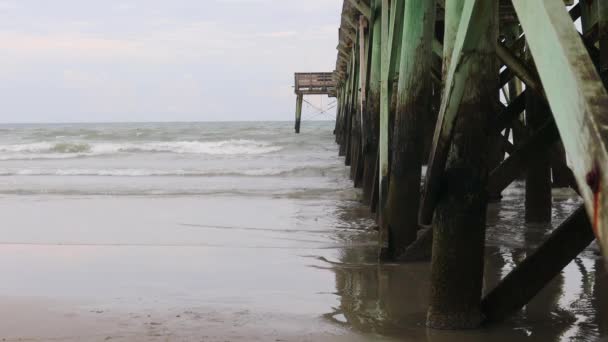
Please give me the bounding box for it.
[293,72,336,133]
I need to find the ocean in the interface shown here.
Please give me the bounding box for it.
[0,121,604,341]
[0,121,349,197]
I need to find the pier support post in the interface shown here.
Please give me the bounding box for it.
[295,93,303,134]
[600,0,608,84]
[525,58,553,224]
[551,141,571,188]
[378,0,405,253]
[382,0,436,259]
[362,0,382,204]
[427,0,497,329]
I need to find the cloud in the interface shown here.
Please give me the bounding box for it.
[0,0,340,122]
[0,1,16,11]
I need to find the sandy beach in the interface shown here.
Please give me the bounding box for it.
[0,122,604,341]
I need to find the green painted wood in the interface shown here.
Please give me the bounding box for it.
[420,0,496,225]
[496,42,542,95]
[427,0,498,329]
[361,0,382,203]
[383,0,436,259]
[512,0,608,251]
[442,0,465,76]
[378,0,405,247]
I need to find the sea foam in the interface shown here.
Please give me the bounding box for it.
[0,139,282,159]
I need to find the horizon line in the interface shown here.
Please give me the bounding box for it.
[0,118,336,125]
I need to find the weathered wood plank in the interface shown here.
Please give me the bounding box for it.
[378,0,405,223]
[383,0,436,259]
[481,206,594,322]
[362,0,382,204]
[345,0,372,19]
[488,120,560,196]
[427,0,497,329]
[512,0,608,248]
[420,0,499,226]
[295,94,303,134]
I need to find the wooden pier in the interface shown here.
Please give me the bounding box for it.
[295,0,608,330]
[293,72,337,133]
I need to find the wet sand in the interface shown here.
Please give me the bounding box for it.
[0,122,605,341]
[0,181,605,341]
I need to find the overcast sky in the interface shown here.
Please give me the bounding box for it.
[0,0,341,123]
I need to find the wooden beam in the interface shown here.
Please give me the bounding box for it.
[295,94,303,134]
[383,0,437,259]
[343,14,358,31]
[512,0,608,250]
[488,119,560,196]
[345,0,372,19]
[340,27,357,43]
[427,0,497,329]
[600,0,608,82]
[496,42,543,95]
[361,0,383,205]
[492,90,527,132]
[481,206,594,322]
[420,0,499,226]
[378,0,405,230]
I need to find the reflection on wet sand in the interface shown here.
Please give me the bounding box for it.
[322,182,607,341]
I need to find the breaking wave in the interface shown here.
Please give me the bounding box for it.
[0,166,342,178]
[0,140,283,159]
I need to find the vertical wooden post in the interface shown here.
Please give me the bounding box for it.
[378,0,392,219]
[427,0,497,329]
[378,0,405,254]
[295,93,303,134]
[362,0,382,204]
[343,56,355,161]
[351,22,365,186]
[599,0,608,84]
[346,42,360,169]
[525,54,553,224]
[382,0,436,259]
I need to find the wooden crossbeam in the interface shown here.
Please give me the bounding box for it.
[481,206,594,322]
[340,27,357,43]
[512,0,608,248]
[496,42,542,95]
[498,3,581,88]
[420,0,497,226]
[345,0,372,19]
[488,119,560,196]
[343,14,359,31]
[492,90,526,132]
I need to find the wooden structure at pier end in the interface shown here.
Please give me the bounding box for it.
[295,0,608,331]
[293,72,337,133]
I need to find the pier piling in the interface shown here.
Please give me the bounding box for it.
[295,0,608,331]
[295,94,303,134]
[382,0,436,260]
[426,0,498,329]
